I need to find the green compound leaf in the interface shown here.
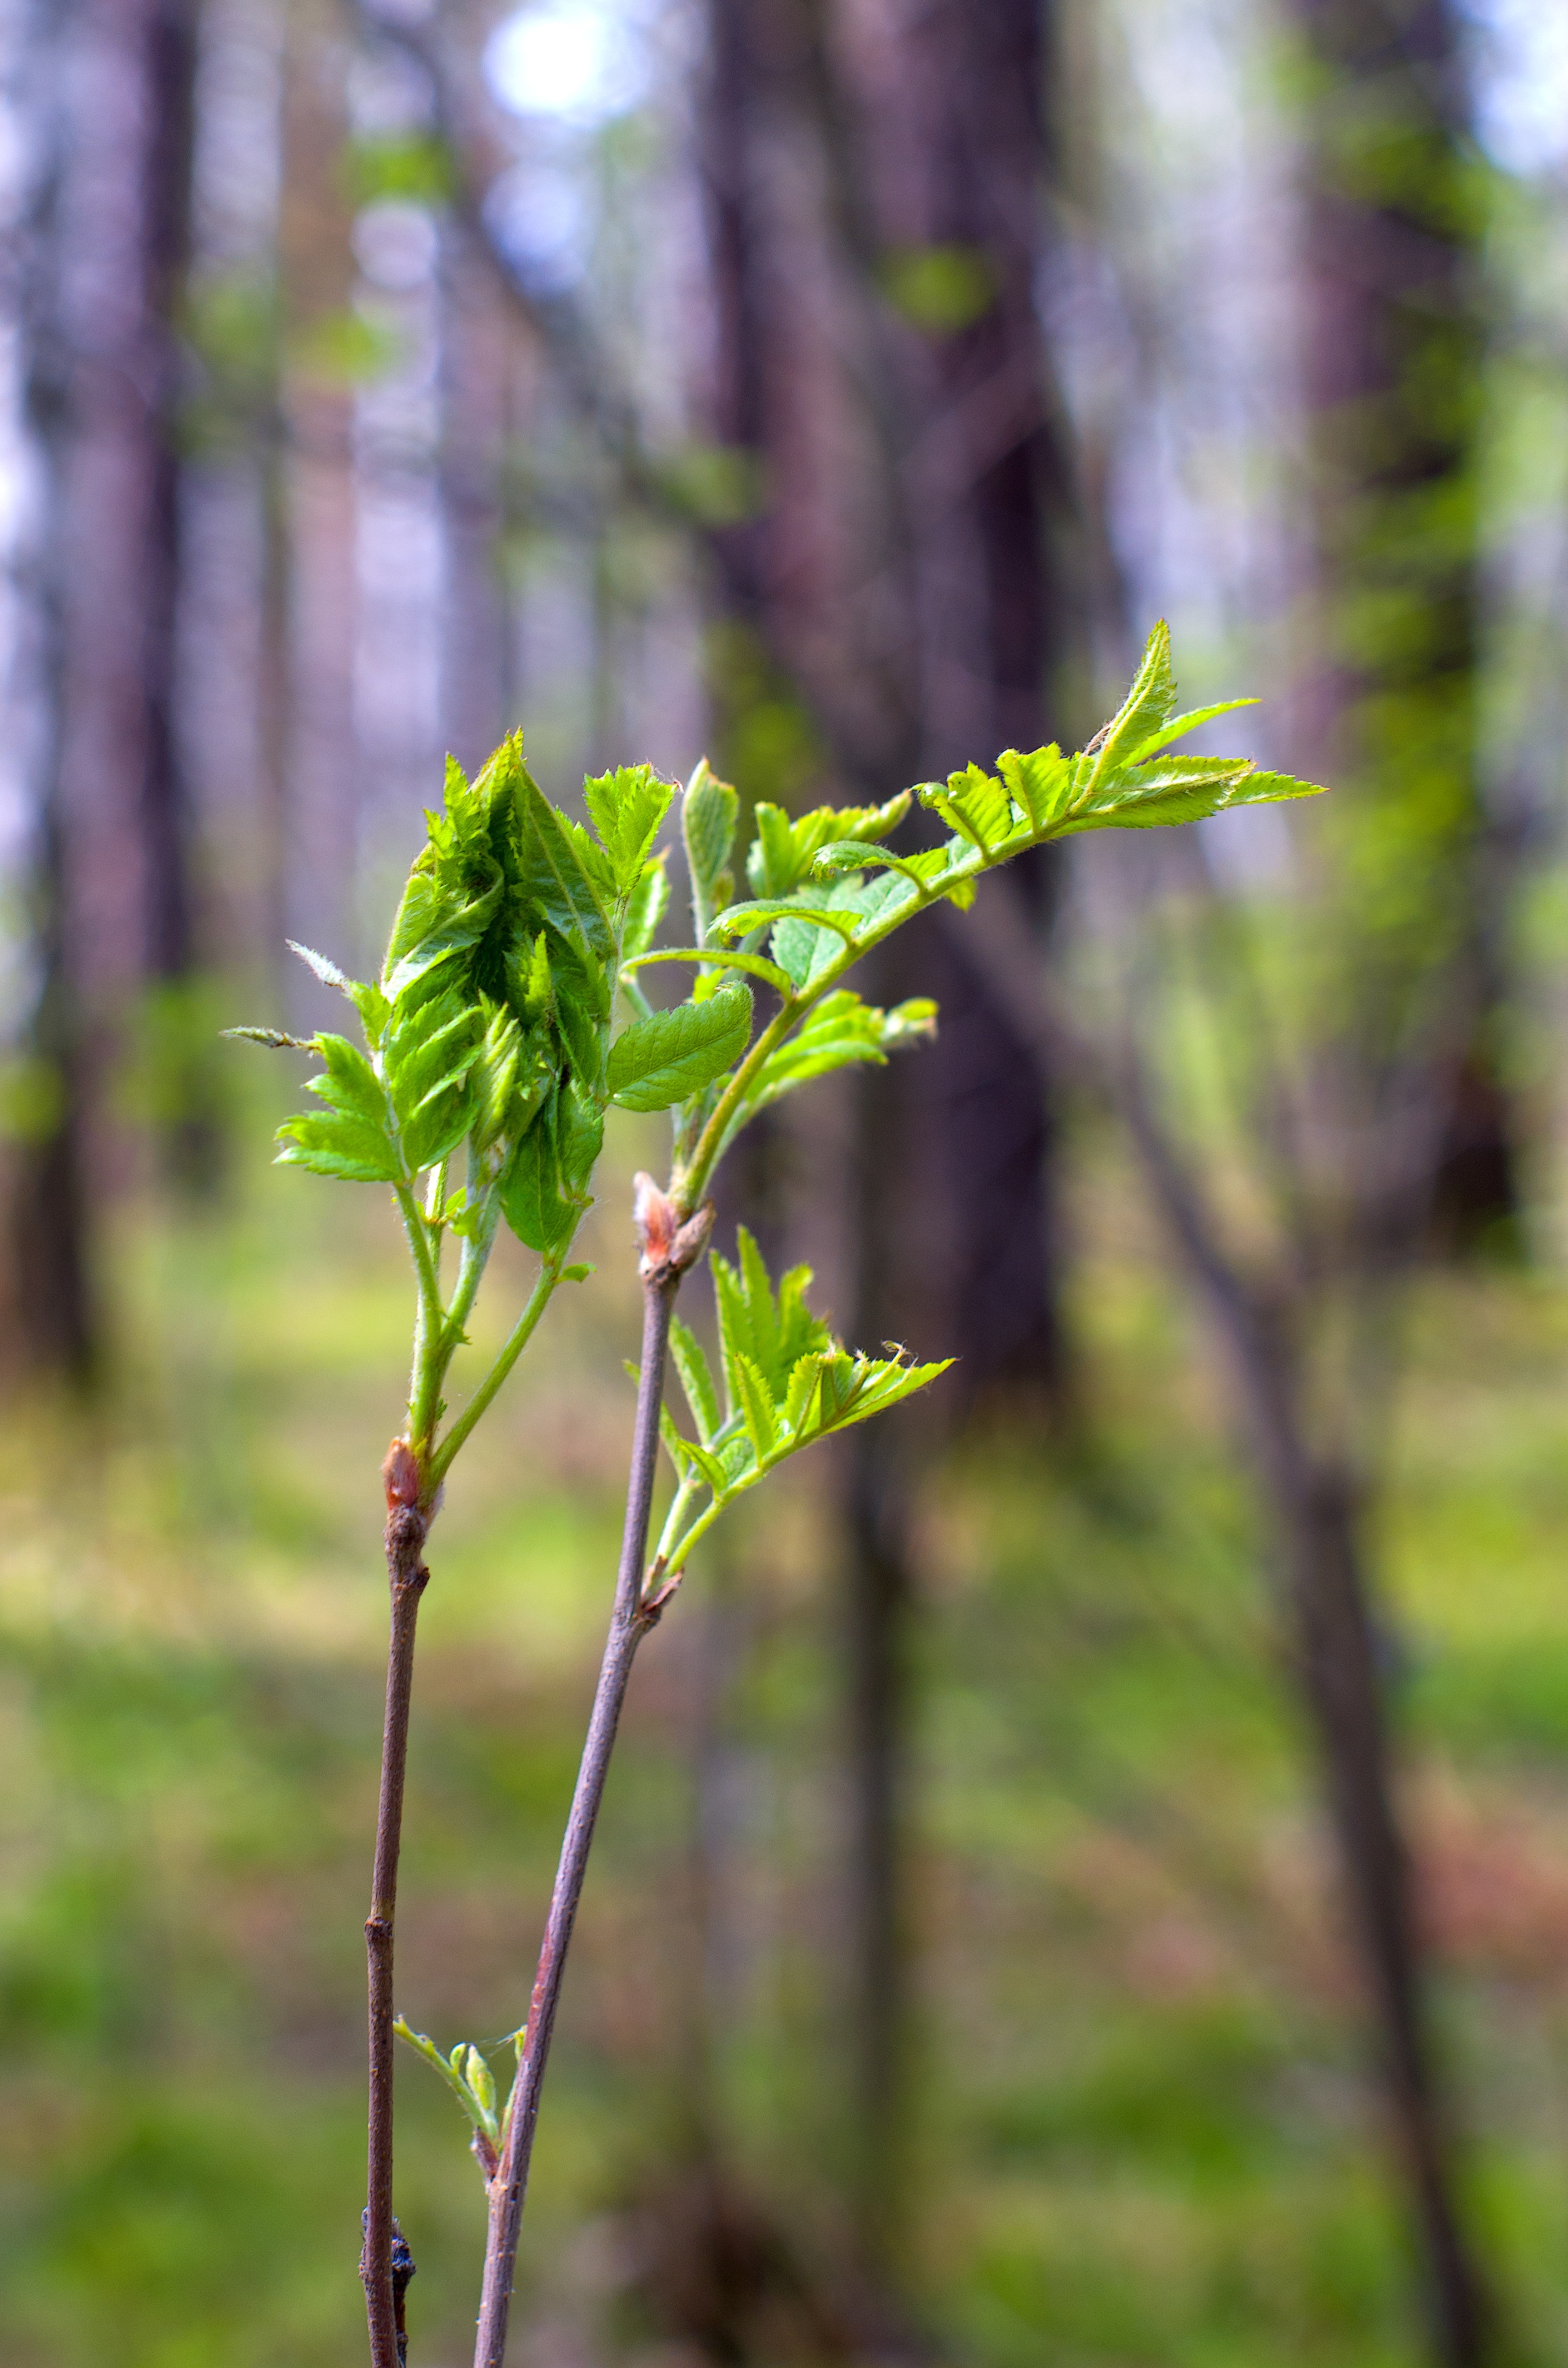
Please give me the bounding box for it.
[516,776,617,972]
[1125,697,1258,766]
[382,861,503,1005]
[557,1075,604,1194]
[584,764,674,895]
[383,988,482,1173]
[653,1236,953,1585]
[812,1347,954,1431]
[996,744,1071,831]
[1075,618,1179,798]
[808,839,928,881]
[1213,768,1329,811]
[712,1231,831,1406]
[682,760,740,930]
[731,1349,779,1464]
[622,855,670,964]
[551,948,612,1097]
[1061,756,1322,836]
[623,945,794,995]
[468,1002,523,1152]
[669,1315,721,1442]
[500,1095,568,1253]
[918,762,1014,855]
[276,1033,402,1184]
[498,1079,603,1253]
[709,896,861,945]
[607,982,753,1112]
[743,790,912,901]
[771,873,917,988]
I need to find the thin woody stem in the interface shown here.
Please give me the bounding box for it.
[472,1266,680,2368]
[362,1486,430,2367]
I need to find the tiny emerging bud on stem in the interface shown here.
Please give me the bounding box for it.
[382,1438,421,1512]
[633,1172,715,1286]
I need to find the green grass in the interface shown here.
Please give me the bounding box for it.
[4,1126,1568,2362]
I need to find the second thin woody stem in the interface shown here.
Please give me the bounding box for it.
[473,1188,709,2367]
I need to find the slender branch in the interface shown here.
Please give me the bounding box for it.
[394,1183,446,1450]
[362,1462,431,2367]
[438,1181,503,1357]
[672,994,801,1214]
[427,1249,568,1494]
[472,1264,680,2368]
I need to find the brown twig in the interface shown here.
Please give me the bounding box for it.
[472,1189,712,2367]
[362,1443,431,2368]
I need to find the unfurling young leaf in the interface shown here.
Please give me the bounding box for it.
[622,856,671,965]
[383,989,482,1174]
[651,1231,953,1583]
[500,1080,604,1253]
[393,2020,500,2151]
[742,790,912,902]
[682,759,739,934]
[584,765,674,895]
[918,762,1013,855]
[669,1315,721,1442]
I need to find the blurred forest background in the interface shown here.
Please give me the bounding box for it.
[3,1,1568,2363]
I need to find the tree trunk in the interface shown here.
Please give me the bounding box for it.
[140,0,199,991]
[1119,1070,1494,2365]
[1282,1466,1489,2368]
[1292,0,1518,1254]
[696,0,1074,2311]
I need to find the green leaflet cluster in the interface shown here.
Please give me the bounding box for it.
[228,624,1321,1484]
[230,624,1328,2177]
[675,622,1319,1012]
[651,1229,950,1583]
[230,741,752,1260]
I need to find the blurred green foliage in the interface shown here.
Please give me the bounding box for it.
[5,1101,1568,2363]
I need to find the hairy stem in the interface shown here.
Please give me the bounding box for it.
[395,1184,446,1450]
[674,998,799,1214]
[428,1249,567,1493]
[437,1182,503,1359]
[472,1269,678,2368]
[362,1492,431,2367]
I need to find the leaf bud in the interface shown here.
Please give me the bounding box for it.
[382,1438,421,1510]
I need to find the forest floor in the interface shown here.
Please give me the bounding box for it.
[4,1109,1568,2368]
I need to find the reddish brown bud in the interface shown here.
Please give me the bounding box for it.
[632,1171,675,1274]
[382,1438,421,1510]
[634,1174,715,1283]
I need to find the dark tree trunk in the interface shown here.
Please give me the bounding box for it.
[1292,0,1518,1254]
[695,0,1074,2311]
[8,0,96,1383]
[141,0,199,988]
[8,0,210,1373]
[1283,1471,1489,2368]
[1120,1080,1494,2368]
[142,0,219,1194]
